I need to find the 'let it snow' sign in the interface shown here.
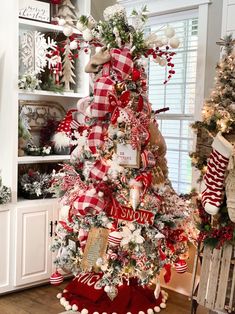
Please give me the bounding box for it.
[19,0,50,23]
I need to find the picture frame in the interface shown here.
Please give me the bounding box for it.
[19,0,51,23]
[116,142,140,168]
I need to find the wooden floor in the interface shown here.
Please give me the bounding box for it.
[0,281,208,314]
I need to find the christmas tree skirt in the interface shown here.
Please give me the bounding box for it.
[57,277,167,314]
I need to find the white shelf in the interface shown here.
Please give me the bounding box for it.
[19,18,81,35]
[18,89,87,98]
[18,155,70,164]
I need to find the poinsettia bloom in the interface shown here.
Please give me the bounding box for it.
[121,227,144,246]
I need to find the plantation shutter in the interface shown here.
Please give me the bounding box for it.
[148,13,198,193]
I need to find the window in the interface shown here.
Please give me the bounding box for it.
[147,12,198,193]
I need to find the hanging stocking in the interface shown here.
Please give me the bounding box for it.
[225,156,235,222]
[201,132,233,215]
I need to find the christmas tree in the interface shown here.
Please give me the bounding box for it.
[61,38,76,91]
[191,35,235,248]
[51,5,192,313]
[57,0,77,27]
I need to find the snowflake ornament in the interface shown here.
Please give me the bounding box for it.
[20,31,57,74]
[107,153,124,179]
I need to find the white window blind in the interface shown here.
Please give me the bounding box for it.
[148,14,198,194]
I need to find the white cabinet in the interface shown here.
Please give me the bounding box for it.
[0,205,11,293]
[0,0,90,293]
[14,200,59,286]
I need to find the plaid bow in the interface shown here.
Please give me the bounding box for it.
[89,159,110,181]
[90,75,115,118]
[74,189,105,216]
[87,123,105,154]
[89,48,133,119]
[110,48,133,80]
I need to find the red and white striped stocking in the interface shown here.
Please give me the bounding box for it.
[201,132,233,215]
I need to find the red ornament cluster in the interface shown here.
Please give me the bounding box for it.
[145,48,176,84]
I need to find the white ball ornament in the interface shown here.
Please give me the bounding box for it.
[160,303,166,309]
[154,306,161,312]
[147,309,154,314]
[58,18,66,26]
[164,26,175,38]
[93,312,99,314]
[155,39,163,47]
[63,289,68,293]
[98,191,104,197]
[117,130,125,138]
[72,304,78,311]
[138,312,145,314]
[81,309,89,314]
[160,36,169,46]
[169,37,180,49]
[63,26,73,37]
[83,29,93,41]
[153,56,161,64]
[159,58,167,67]
[70,40,78,50]
[76,21,86,32]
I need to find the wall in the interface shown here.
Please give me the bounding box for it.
[91,0,116,21]
[222,0,235,36]
[204,0,223,99]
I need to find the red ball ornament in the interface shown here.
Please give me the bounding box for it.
[108,231,122,247]
[174,259,188,274]
[132,68,141,81]
[50,271,64,286]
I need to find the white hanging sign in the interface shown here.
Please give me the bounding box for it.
[19,0,50,23]
[116,143,140,168]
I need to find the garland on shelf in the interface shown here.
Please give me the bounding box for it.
[0,173,11,205]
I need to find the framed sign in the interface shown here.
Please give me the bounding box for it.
[116,143,140,168]
[19,0,50,23]
[81,228,109,272]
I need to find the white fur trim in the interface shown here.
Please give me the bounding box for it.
[204,203,220,215]
[212,132,233,159]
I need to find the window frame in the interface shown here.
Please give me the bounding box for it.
[119,0,210,191]
[147,11,199,193]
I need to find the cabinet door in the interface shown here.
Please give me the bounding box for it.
[0,205,11,293]
[15,203,53,286]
